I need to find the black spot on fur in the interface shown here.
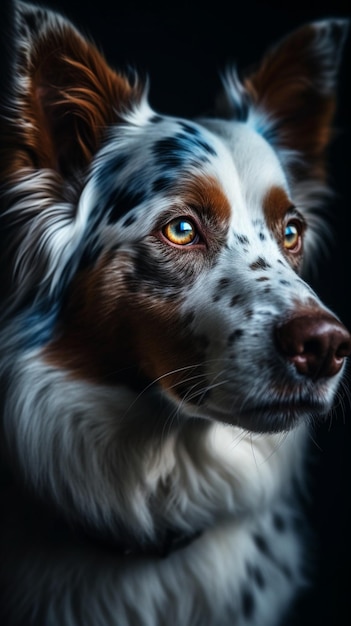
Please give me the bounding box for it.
[228,329,244,345]
[253,533,292,580]
[179,122,199,136]
[100,153,129,184]
[218,277,231,289]
[279,279,290,286]
[121,214,137,228]
[253,567,266,589]
[250,257,271,270]
[108,188,146,223]
[152,175,174,193]
[253,534,269,554]
[153,128,216,172]
[230,294,243,307]
[212,277,231,301]
[179,122,217,156]
[247,563,266,590]
[235,234,250,245]
[256,276,269,282]
[241,588,255,619]
[153,137,185,168]
[259,232,266,241]
[273,513,287,532]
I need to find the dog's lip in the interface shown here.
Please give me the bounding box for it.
[243,398,328,413]
[202,397,330,423]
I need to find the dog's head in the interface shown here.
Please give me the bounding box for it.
[1,3,350,438]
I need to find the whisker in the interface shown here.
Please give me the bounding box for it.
[122,364,207,421]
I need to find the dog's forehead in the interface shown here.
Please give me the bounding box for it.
[198,118,289,211]
[96,116,226,190]
[89,114,289,237]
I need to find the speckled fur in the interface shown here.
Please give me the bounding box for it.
[0,3,349,625]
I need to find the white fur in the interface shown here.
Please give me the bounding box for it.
[0,4,349,626]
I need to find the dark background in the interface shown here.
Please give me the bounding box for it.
[37,1,351,624]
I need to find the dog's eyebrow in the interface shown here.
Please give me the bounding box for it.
[169,174,231,224]
[263,186,294,226]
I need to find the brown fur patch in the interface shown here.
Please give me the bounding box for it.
[44,252,206,402]
[1,14,141,181]
[176,175,231,224]
[244,23,336,180]
[263,186,292,236]
[263,187,304,271]
[44,253,136,383]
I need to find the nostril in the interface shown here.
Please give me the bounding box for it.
[275,313,351,379]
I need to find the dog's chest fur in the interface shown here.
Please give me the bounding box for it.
[2,406,307,626]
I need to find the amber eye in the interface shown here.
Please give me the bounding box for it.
[163,217,198,245]
[283,220,301,251]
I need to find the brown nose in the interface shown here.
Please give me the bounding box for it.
[275,313,351,379]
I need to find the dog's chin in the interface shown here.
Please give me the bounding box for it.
[184,399,331,434]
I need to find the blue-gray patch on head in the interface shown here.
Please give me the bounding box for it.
[152,174,175,194]
[107,187,146,224]
[152,122,217,172]
[179,122,217,156]
[96,153,129,190]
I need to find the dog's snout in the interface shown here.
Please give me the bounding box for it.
[276,313,351,378]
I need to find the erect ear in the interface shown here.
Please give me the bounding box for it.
[5,3,141,178]
[220,20,349,180]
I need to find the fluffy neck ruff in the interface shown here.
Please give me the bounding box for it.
[3,350,308,548]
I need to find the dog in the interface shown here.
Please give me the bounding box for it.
[0,1,350,625]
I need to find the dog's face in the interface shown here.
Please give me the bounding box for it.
[41,110,348,434]
[2,5,350,438]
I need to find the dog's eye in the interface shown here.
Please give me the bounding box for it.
[283,220,302,252]
[163,218,198,246]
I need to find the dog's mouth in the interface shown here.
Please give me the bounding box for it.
[153,352,342,433]
[183,392,333,433]
[234,399,329,433]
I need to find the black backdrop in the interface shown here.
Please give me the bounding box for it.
[28,1,351,624]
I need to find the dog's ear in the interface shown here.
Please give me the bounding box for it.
[219,20,349,180]
[4,4,141,179]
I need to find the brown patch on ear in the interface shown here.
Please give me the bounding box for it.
[31,33,138,174]
[244,21,348,179]
[2,8,142,179]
